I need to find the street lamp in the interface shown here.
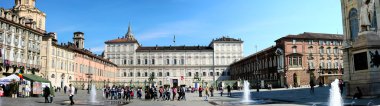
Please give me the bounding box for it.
[86,73,93,94]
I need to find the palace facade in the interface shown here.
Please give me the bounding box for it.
[230,32,343,88]
[104,25,243,87]
[0,4,44,77]
[41,32,118,89]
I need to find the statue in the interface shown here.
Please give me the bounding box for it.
[360,0,375,32]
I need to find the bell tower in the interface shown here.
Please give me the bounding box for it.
[12,0,46,30]
[73,32,85,49]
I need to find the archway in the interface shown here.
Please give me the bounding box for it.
[293,73,299,87]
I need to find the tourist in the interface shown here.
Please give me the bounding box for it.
[205,86,209,97]
[219,86,223,96]
[227,85,231,97]
[353,86,362,99]
[43,86,50,103]
[105,87,110,99]
[10,79,18,98]
[198,86,203,97]
[0,88,3,97]
[172,87,177,101]
[117,86,122,99]
[25,85,30,97]
[180,86,186,100]
[64,85,67,94]
[310,80,315,95]
[159,86,164,98]
[210,86,214,97]
[339,79,344,95]
[130,87,134,99]
[68,84,75,105]
[125,87,131,102]
[137,87,142,99]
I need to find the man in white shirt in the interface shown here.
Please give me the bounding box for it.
[69,84,75,105]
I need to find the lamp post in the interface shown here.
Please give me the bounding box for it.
[86,73,93,94]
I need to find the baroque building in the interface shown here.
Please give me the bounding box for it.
[104,25,243,87]
[230,32,343,88]
[41,32,117,89]
[12,0,46,31]
[0,7,44,77]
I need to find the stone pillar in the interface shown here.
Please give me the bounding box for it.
[347,31,380,98]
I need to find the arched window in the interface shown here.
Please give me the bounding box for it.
[51,74,55,78]
[123,72,127,77]
[144,72,148,77]
[129,72,133,77]
[166,72,170,76]
[158,72,162,77]
[137,72,141,77]
[349,8,359,41]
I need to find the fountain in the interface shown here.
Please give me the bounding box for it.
[90,84,97,103]
[241,80,254,103]
[328,79,343,106]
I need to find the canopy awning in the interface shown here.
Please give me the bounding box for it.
[23,74,50,83]
[0,74,20,84]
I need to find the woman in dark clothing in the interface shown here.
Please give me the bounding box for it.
[43,86,51,103]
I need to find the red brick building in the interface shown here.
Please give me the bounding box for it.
[230,32,343,88]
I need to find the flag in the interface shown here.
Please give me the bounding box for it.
[173,35,176,43]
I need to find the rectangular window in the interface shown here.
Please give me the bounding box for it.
[308,40,313,45]
[202,72,206,76]
[319,40,324,45]
[174,59,177,65]
[181,59,185,65]
[137,59,141,64]
[152,59,155,65]
[216,72,220,76]
[210,72,213,76]
[320,48,324,54]
[166,59,170,65]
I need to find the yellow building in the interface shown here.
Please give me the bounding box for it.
[12,0,46,31]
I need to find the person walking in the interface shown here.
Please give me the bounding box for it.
[219,86,223,97]
[310,80,315,95]
[227,85,231,97]
[68,84,75,105]
[64,86,67,94]
[198,86,203,97]
[43,86,51,103]
[159,86,164,98]
[339,79,344,95]
[210,86,214,97]
[172,87,177,101]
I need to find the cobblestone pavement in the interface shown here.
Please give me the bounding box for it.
[0,87,379,106]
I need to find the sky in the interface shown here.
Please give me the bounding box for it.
[0,0,343,56]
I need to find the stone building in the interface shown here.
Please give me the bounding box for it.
[12,0,46,31]
[104,25,243,87]
[0,7,44,77]
[341,0,380,97]
[41,32,117,89]
[230,32,343,88]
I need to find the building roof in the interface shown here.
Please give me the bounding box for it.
[105,24,138,44]
[51,42,117,66]
[136,45,213,52]
[230,45,276,66]
[275,32,343,42]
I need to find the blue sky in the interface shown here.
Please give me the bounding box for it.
[0,0,343,56]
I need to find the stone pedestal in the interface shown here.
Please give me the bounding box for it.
[347,31,380,98]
